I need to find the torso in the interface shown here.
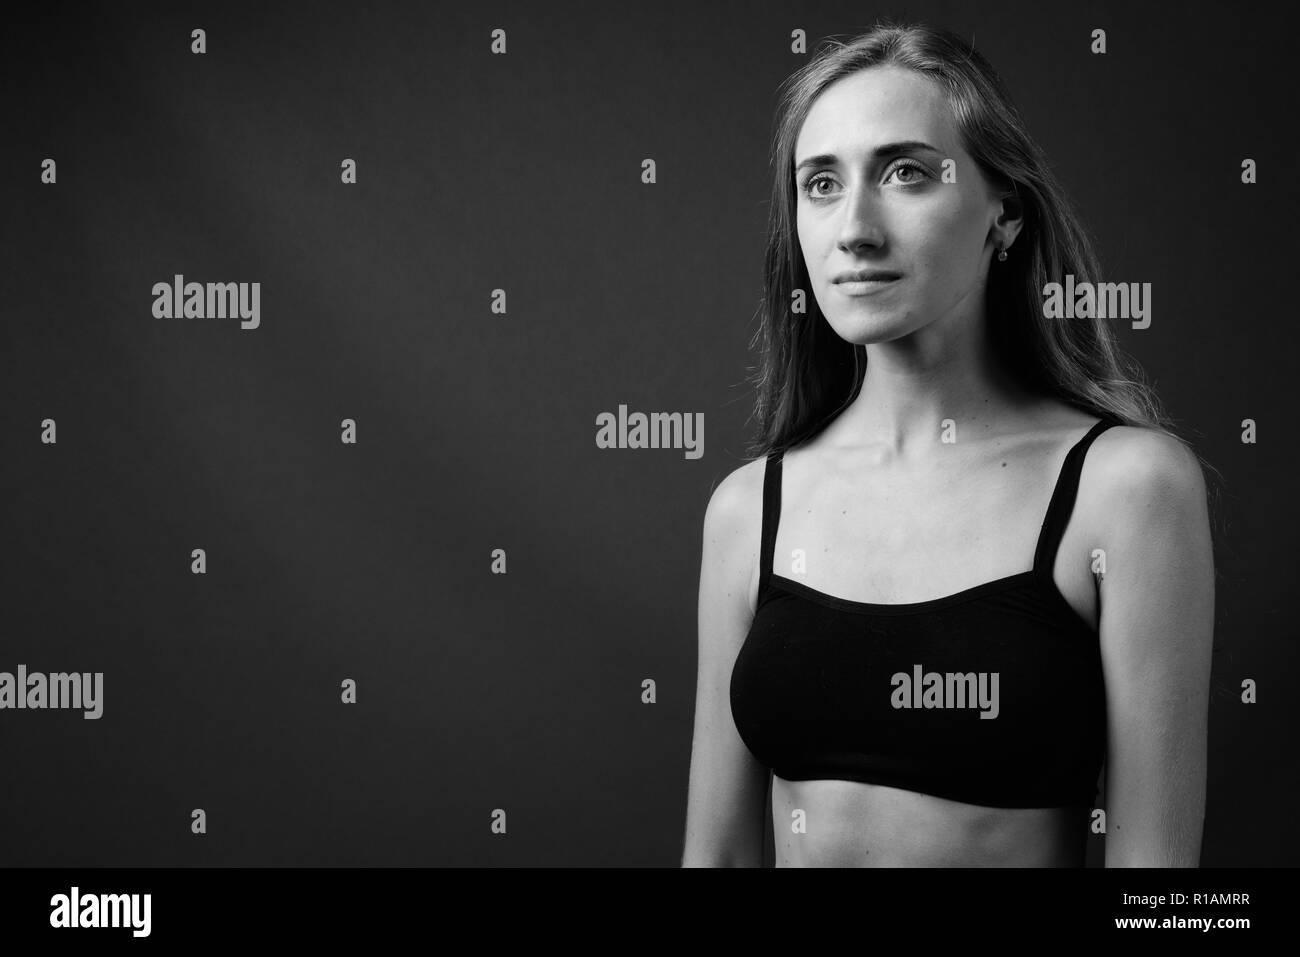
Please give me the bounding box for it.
[745,402,1108,867]
[772,779,1088,866]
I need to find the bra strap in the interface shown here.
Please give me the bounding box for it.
[758,449,785,591]
[1032,418,1118,580]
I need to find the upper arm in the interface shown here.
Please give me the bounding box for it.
[1092,428,1215,866]
[681,462,771,866]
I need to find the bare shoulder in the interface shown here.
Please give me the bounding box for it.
[1079,424,1210,541]
[707,455,764,530]
[701,455,767,548]
[700,455,770,614]
[1086,424,1207,502]
[1028,396,1206,499]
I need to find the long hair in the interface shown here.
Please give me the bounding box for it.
[744,20,1223,531]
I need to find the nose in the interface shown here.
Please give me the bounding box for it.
[836,180,886,253]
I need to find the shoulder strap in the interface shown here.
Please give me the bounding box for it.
[758,449,785,591]
[1032,418,1118,578]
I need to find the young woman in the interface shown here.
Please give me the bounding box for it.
[683,22,1216,867]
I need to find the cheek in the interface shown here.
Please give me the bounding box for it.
[909,198,984,276]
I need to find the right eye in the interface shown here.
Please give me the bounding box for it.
[800,173,837,199]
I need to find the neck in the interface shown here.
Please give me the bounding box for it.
[828,312,1035,459]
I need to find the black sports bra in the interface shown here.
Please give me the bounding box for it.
[729,418,1117,809]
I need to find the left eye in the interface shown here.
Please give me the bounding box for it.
[887,162,927,184]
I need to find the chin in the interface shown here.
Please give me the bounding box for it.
[825,315,911,345]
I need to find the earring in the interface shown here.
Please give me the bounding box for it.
[997,245,1008,262]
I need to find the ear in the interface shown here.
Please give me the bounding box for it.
[993,188,1024,251]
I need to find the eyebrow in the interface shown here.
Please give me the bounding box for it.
[794,141,942,173]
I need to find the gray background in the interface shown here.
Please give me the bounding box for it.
[1,0,1294,866]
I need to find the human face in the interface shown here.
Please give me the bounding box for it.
[794,66,1008,346]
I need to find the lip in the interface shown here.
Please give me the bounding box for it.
[834,277,900,296]
[833,269,903,283]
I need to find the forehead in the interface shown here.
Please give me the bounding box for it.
[795,66,956,160]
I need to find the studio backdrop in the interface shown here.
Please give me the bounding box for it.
[1,0,1294,866]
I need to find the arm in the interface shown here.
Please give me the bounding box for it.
[681,466,770,866]
[1095,429,1215,866]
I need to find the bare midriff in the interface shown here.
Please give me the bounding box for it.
[772,776,1087,866]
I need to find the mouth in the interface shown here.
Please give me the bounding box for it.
[833,269,903,283]
[833,276,901,296]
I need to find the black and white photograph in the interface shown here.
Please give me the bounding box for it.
[1,0,1291,941]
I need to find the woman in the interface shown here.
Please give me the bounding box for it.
[682,21,1217,867]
